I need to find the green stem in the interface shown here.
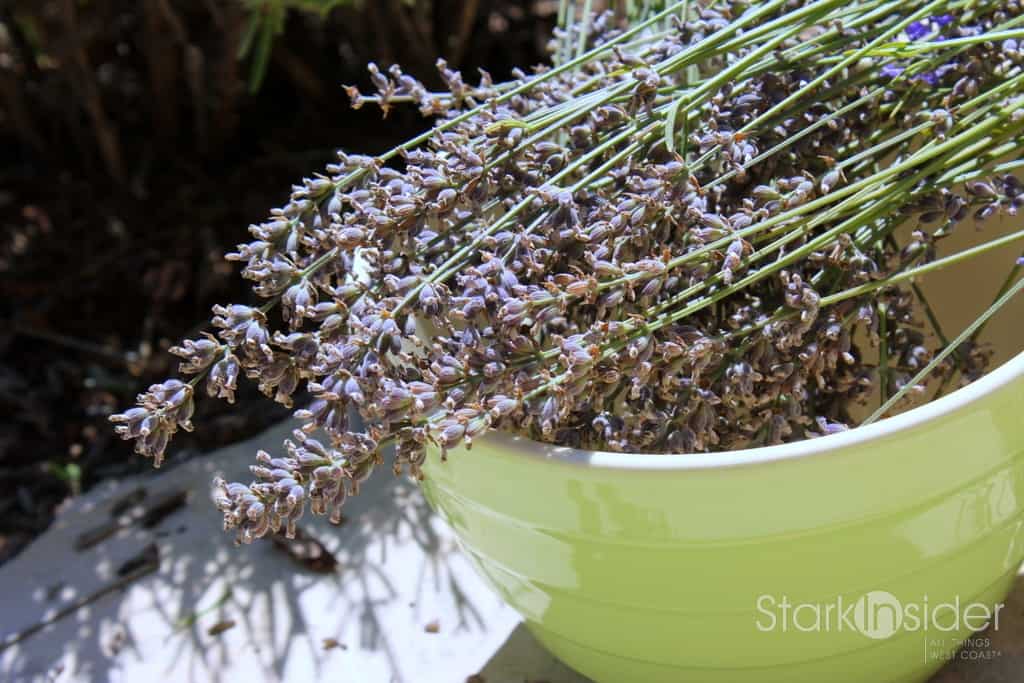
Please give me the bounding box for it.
[864,274,1024,425]
[878,302,889,404]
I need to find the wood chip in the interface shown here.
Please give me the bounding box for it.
[206,620,236,636]
[322,637,348,651]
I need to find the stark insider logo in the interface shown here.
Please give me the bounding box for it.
[755,591,1004,639]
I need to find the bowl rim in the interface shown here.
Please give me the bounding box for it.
[476,350,1024,471]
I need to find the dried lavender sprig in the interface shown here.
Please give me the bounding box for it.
[714,227,1024,347]
[527,20,1022,309]
[873,28,1024,54]
[109,245,341,465]
[393,20,1015,421]
[659,110,1024,315]
[416,0,943,287]
[388,0,838,320]
[111,2,1024,543]
[325,31,1015,405]
[520,194,1015,373]
[687,0,1014,182]
[826,228,1024,304]
[518,105,1024,405]
[366,0,695,165]
[520,93,1016,317]
[865,274,1024,424]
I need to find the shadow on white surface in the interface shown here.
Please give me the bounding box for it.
[3,418,1023,683]
[0,421,517,683]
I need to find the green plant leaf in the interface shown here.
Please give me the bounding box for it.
[239,0,355,92]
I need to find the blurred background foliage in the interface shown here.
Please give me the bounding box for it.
[0,0,556,563]
[1,0,557,179]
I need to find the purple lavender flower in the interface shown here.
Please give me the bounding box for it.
[906,21,930,41]
[906,15,954,42]
[915,71,939,87]
[881,63,905,78]
[913,63,958,87]
[106,1,1021,547]
[890,14,963,85]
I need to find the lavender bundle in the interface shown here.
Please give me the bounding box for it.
[112,0,1024,543]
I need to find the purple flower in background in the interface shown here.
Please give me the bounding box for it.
[906,21,930,41]
[906,15,954,42]
[913,63,958,86]
[894,15,962,86]
[881,63,905,78]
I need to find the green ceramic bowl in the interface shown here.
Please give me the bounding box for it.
[420,350,1024,683]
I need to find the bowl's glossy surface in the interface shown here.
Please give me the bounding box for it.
[420,351,1024,683]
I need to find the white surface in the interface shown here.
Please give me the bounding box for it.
[0,421,545,683]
